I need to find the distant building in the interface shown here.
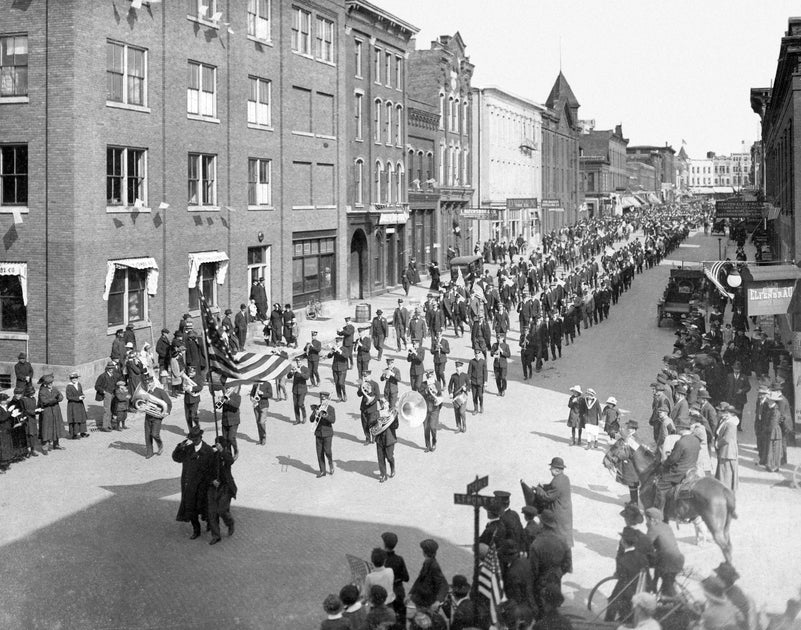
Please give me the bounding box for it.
[578,124,629,217]
[626,145,676,201]
[675,146,690,194]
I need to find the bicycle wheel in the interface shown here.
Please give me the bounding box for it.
[587,575,618,613]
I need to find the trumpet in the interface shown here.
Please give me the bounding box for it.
[360,381,376,404]
[312,399,330,430]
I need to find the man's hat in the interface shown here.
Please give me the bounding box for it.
[17,352,26,359]
[419,539,438,555]
[161,328,170,334]
[674,384,687,395]
[450,575,471,595]
[620,526,639,546]
[376,309,383,315]
[69,371,79,379]
[224,308,232,314]
[732,360,742,369]
[626,419,639,429]
[606,396,617,405]
[126,323,135,330]
[714,562,740,584]
[586,388,596,396]
[125,342,134,349]
[620,502,644,524]
[716,401,733,412]
[381,532,398,549]
[319,391,331,399]
[569,385,582,394]
[398,299,404,304]
[455,361,464,367]
[539,509,557,528]
[106,361,117,369]
[115,380,126,387]
[521,505,539,518]
[184,321,194,329]
[187,426,204,439]
[311,331,318,336]
[385,357,395,363]
[548,457,566,469]
[493,490,511,501]
[696,388,710,399]
[344,316,351,321]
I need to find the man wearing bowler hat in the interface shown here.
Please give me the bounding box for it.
[534,457,574,547]
[172,425,214,540]
[94,361,120,432]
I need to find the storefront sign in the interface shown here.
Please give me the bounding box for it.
[715,199,764,221]
[746,282,797,316]
[541,199,564,212]
[461,207,499,220]
[506,198,538,209]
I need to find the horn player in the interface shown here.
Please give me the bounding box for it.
[447,361,470,433]
[357,371,383,445]
[311,392,335,478]
[421,371,443,453]
[141,372,172,460]
[370,404,398,484]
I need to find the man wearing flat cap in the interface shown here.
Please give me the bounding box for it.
[494,490,525,552]
[94,361,120,432]
[410,539,449,614]
[371,309,388,360]
[172,425,214,540]
[534,457,574,547]
[654,416,700,515]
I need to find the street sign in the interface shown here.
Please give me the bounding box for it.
[506,198,538,209]
[466,475,489,494]
[453,493,495,508]
[715,199,764,221]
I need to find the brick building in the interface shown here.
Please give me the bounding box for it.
[0,0,355,377]
[578,124,629,217]
[541,72,582,230]
[343,0,417,299]
[626,144,676,201]
[407,33,474,265]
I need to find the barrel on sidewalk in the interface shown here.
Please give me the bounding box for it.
[354,303,371,323]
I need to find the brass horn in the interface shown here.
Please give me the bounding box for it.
[397,390,426,429]
[131,383,169,419]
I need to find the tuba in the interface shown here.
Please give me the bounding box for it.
[397,390,426,428]
[131,384,169,418]
[369,408,398,437]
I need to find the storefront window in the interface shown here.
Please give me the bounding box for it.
[0,275,26,332]
[292,236,335,304]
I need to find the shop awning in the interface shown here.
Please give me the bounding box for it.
[378,211,409,225]
[744,264,801,316]
[103,257,159,301]
[0,262,27,305]
[188,251,229,289]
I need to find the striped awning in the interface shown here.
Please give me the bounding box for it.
[703,261,734,299]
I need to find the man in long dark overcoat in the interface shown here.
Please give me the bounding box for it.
[172,425,214,539]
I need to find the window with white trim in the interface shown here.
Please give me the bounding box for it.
[439,144,445,184]
[384,51,392,87]
[374,47,381,84]
[0,35,28,98]
[385,101,392,144]
[291,7,311,55]
[438,93,445,129]
[354,158,364,205]
[386,162,395,203]
[106,41,146,106]
[315,17,334,63]
[248,76,271,127]
[0,145,27,206]
[354,39,363,78]
[107,147,146,207]
[462,148,469,185]
[188,263,217,310]
[248,158,272,207]
[354,92,363,140]
[0,275,26,332]
[374,98,381,143]
[395,55,402,89]
[448,146,455,185]
[187,61,216,118]
[247,0,271,41]
[449,97,456,132]
[395,104,402,145]
[188,153,216,207]
[187,0,217,21]
[396,162,404,202]
[108,267,147,326]
[374,160,382,203]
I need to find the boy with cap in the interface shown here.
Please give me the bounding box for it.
[65,372,88,439]
[14,352,33,388]
[410,539,449,614]
[381,531,409,623]
[312,392,336,477]
[605,527,650,623]
[112,380,130,431]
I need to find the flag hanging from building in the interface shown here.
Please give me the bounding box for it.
[199,293,292,385]
[477,542,506,626]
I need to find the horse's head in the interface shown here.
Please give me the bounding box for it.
[602,439,627,479]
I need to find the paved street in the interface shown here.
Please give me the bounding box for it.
[1,230,799,629]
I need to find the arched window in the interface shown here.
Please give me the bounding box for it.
[395,104,403,145]
[454,147,461,185]
[374,159,382,202]
[439,92,445,129]
[426,151,434,182]
[374,99,382,143]
[454,98,460,134]
[439,143,446,185]
[385,101,393,144]
[416,150,424,183]
[448,97,455,132]
[462,148,469,185]
[386,162,395,203]
[355,158,364,205]
[396,161,405,203]
[462,100,468,135]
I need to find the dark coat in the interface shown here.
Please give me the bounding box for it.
[663,432,701,483]
[210,448,238,499]
[38,386,65,442]
[172,441,214,522]
[410,557,449,605]
[529,529,572,587]
[221,392,241,428]
[725,372,751,409]
[407,347,426,378]
[312,404,335,437]
[291,366,309,395]
[66,383,88,424]
[491,341,512,371]
[234,310,248,346]
[535,473,573,547]
[467,357,487,385]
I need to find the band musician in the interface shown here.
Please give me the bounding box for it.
[380,357,402,410]
[327,336,349,402]
[249,380,272,446]
[369,406,398,483]
[407,340,426,392]
[448,361,470,433]
[357,373,383,445]
[303,331,322,386]
[431,331,450,393]
[311,392,335,478]
[421,371,443,453]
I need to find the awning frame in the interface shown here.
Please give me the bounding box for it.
[188,251,229,289]
[0,261,27,305]
[103,257,159,301]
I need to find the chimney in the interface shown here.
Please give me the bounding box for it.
[614,124,623,137]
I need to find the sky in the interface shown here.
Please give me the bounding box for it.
[378,0,799,157]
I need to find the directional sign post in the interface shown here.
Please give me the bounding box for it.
[454,475,493,599]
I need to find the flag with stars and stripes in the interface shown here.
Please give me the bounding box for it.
[199,293,292,386]
[477,542,506,627]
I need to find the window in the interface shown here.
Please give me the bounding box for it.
[374,47,381,83]
[188,153,216,207]
[247,0,271,41]
[449,97,456,132]
[395,104,402,145]
[0,145,27,206]
[292,236,335,302]
[187,61,216,118]
[385,51,392,86]
[354,158,364,205]
[374,160,382,202]
[386,162,394,203]
[385,101,392,144]
[461,101,468,135]
[248,76,271,127]
[374,99,381,143]
[438,93,445,129]
[248,158,272,206]
[316,17,334,63]
[0,275,26,332]
[187,0,217,21]
[292,7,311,55]
[106,41,146,106]
[354,39,363,77]
[395,55,402,89]
[0,35,27,97]
[454,99,460,134]
[107,147,146,207]
[108,267,147,326]
[188,263,216,310]
[448,146,455,185]
[439,144,445,184]
[396,162,404,202]
[354,92,363,140]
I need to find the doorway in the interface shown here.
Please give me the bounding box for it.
[349,229,367,299]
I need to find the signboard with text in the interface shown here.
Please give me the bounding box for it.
[506,198,538,209]
[541,199,564,212]
[715,199,764,221]
[461,208,500,220]
[746,282,797,316]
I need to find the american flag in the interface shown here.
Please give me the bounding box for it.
[199,293,293,386]
[477,542,506,627]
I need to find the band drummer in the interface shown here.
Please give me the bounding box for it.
[141,372,171,460]
[448,361,470,433]
[311,391,335,478]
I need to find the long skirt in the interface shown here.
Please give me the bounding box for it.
[715,458,739,492]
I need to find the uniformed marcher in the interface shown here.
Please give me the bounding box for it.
[220,384,242,459]
[467,350,487,414]
[421,370,443,452]
[431,330,450,393]
[172,425,214,540]
[490,333,511,396]
[370,401,398,483]
[371,309,389,360]
[289,356,310,425]
[249,380,272,445]
[447,361,470,432]
[407,340,426,392]
[207,435,237,545]
[357,373,382,445]
[380,357,401,410]
[303,331,322,386]
[311,391,335,477]
[356,326,372,379]
[392,299,410,351]
[338,316,356,369]
[494,490,525,552]
[327,336,349,402]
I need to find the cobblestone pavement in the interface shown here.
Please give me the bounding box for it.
[1,231,799,629]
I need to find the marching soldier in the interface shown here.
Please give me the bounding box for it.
[447,361,470,433]
[380,357,402,411]
[327,336,349,402]
[356,326,373,379]
[304,330,322,386]
[491,333,512,397]
[431,331,450,393]
[371,309,389,360]
[407,340,426,392]
[392,299,410,351]
[311,392,335,478]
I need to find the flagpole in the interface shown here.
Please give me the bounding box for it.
[199,292,221,438]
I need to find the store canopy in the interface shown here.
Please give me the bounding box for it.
[0,262,27,305]
[188,251,229,289]
[103,257,158,301]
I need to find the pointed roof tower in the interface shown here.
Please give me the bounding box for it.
[545,71,580,130]
[677,146,689,160]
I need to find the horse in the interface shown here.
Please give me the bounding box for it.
[603,436,737,564]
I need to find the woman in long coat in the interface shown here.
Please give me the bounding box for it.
[269,303,283,346]
[567,385,584,446]
[38,374,65,451]
[65,371,88,439]
[582,388,602,449]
